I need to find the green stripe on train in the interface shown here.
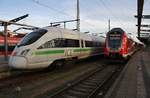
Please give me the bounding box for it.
[73,48,93,52]
[34,50,64,55]
[33,48,95,55]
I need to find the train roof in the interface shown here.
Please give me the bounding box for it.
[42,26,105,43]
[127,33,145,45]
[108,28,125,34]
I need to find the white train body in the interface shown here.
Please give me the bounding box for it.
[9,27,105,69]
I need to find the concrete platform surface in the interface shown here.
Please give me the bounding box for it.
[104,47,150,98]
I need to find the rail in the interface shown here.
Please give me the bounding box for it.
[49,65,123,98]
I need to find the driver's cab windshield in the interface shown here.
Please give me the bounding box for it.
[18,29,47,47]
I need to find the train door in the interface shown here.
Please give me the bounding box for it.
[64,38,80,58]
[79,40,85,58]
[81,40,85,48]
[31,47,49,67]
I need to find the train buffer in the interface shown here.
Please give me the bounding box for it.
[104,46,150,98]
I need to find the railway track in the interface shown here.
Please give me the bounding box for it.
[0,57,125,98]
[48,65,123,98]
[0,56,102,80]
[0,58,105,98]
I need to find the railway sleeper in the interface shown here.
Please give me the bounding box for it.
[78,83,96,89]
[88,75,103,79]
[81,81,98,86]
[61,93,77,98]
[67,89,88,96]
[84,79,100,84]
[72,86,93,93]
[88,78,101,82]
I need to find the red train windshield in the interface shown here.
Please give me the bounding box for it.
[108,31,123,49]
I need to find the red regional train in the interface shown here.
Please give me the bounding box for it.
[104,28,144,59]
[0,32,25,55]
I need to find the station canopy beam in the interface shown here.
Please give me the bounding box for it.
[136,24,150,28]
[135,15,150,19]
[141,15,150,19]
[140,29,150,32]
[0,19,39,28]
[0,14,29,26]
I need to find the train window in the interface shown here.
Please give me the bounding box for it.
[68,39,79,47]
[38,38,80,49]
[0,46,4,51]
[38,40,55,49]
[8,46,15,51]
[85,41,93,47]
[108,34,122,48]
[109,37,121,40]
[62,39,79,47]
[0,45,15,51]
[54,38,64,47]
[93,42,101,47]
[108,38,121,46]
[18,29,47,47]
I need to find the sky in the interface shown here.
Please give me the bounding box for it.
[0,0,150,34]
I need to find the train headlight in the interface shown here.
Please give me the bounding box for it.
[20,49,30,56]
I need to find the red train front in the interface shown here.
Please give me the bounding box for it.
[0,32,25,55]
[104,28,136,59]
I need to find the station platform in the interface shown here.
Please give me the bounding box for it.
[105,47,150,98]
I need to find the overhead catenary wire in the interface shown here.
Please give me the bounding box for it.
[31,0,73,18]
[30,0,102,32]
[97,0,125,27]
[105,0,129,18]
[79,1,109,33]
[80,1,99,17]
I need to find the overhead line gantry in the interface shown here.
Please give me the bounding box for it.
[0,14,39,60]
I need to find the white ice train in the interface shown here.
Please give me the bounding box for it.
[9,27,105,69]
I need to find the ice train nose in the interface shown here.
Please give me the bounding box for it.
[9,56,27,69]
